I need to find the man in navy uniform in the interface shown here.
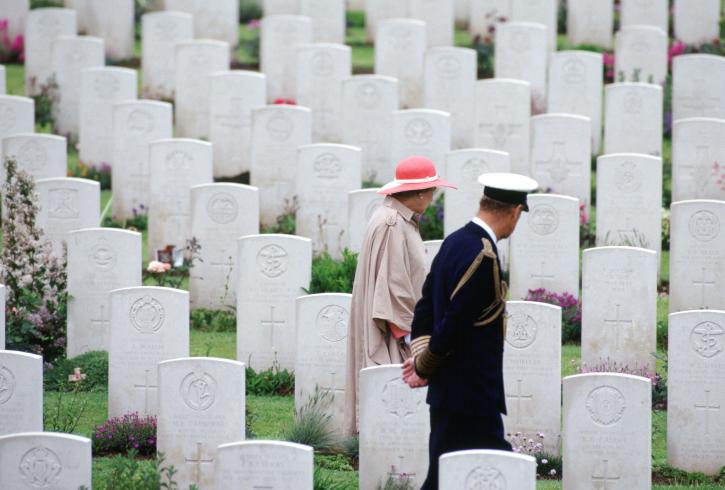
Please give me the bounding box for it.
[402,173,539,489]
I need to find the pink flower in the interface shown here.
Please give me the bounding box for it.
[603,52,615,67]
[147,261,171,274]
[246,19,261,29]
[668,41,686,63]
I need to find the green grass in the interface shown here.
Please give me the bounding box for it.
[189,329,235,359]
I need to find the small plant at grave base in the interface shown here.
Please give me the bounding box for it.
[507,432,561,479]
[526,289,582,343]
[246,363,295,396]
[243,18,261,63]
[307,249,358,294]
[44,350,108,392]
[144,237,203,289]
[342,435,359,463]
[579,203,595,248]
[419,194,444,241]
[190,308,236,332]
[471,10,507,78]
[28,75,59,129]
[1,158,68,364]
[313,465,350,490]
[380,474,417,490]
[0,18,24,63]
[100,450,199,490]
[283,387,337,450]
[103,205,149,232]
[93,413,157,457]
[661,207,671,251]
[603,52,615,83]
[44,370,90,434]
[261,197,299,234]
[69,161,112,190]
[600,228,650,249]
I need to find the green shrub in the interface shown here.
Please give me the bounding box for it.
[31,0,63,7]
[342,435,359,462]
[537,453,562,479]
[45,351,109,392]
[102,206,149,231]
[246,364,295,396]
[190,309,236,332]
[313,466,351,490]
[69,161,112,190]
[316,454,354,473]
[419,195,444,241]
[261,198,298,234]
[308,250,358,294]
[240,2,263,23]
[100,451,198,490]
[346,11,365,27]
[93,413,157,457]
[283,388,337,450]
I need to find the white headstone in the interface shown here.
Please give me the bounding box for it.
[79,67,137,167]
[300,0,345,43]
[261,15,313,103]
[24,8,77,96]
[423,239,442,272]
[141,11,194,99]
[667,309,725,475]
[0,351,43,436]
[468,0,509,41]
[509,0,557,51]
[264,0,300,15]
[509,194,580,300]
[530,114,592,209]
[454,0,470,27]
[408,0,455,47]
[296,43,351,143]
[295,293,351,436]
[0,433,91,489]
[347,188,384,253]
[86,0,134,60]
[165,0,240,46]
[390,109,451,182]
[566,0,613,49]
[0,96,34,140]
[111,100,174,221]
[375,18,427,109]
[672,118,725,202]
[215,441,314,490]
[158,357,245,489]
[209,71,266,178]
[341,75,399,183]
[669,200,725,312]
[1,133,67,184]
[424,47,477,149]
[190,184,260,311]
[35,177,101,256]
[674,0,721,46]
[359,365,429,490]
[582,247,658,371]
[562,373,652,490]
[237,235,312,370]
[672,54,725,121]
[296,144,361,256]
[51,36,105,138]
[547,51,604,154]
[66,228,142,357]
[250,105,312,226]
[495,22,548,113]
[2,0,28,42]
[64,0,90,32]
[365,0,408,42]
[175,40,231,139]
[603,82,663,156]
[439,450,537,490]
[108,287,190,418]
[473,79,531,176]
[615,26,668,85]
[620,0,668,32]
[0,66,4,95]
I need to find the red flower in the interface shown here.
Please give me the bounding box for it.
[273,98,296,105]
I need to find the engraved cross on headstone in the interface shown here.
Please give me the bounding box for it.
[185,441,214,484]
[91,304,110,329]
[133,369,158,415]
[694,389,721,436]
[591,459,621,489]
[388,455,416,479]
[505,378,533,424]
[478,105,523,148]
[535,141,581,183]
[693,267,715,308]
[321,371,345,399]
[530,261,554,287]
[680,145,713,195]
[261,306,285,350]
[603,304,634,351]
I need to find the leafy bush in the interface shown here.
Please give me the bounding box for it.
[342,435,359,462]
[246,364,295,396]
[316,454,355,473]
[93,413,157,457]
[28,75,59,129]
[346,11,365,27]
[103,205,149,231]
[31,0,64,7]
[190,308,236,332]
[283,388,337,450]
[313,466,351,490]
[508,432,560,479]
[70,161,112,190]
[261,197,298,234]
[525,289,582,343]
[420,194,444,241]
[240,2,263,23]
[101,451,198,490]
[307,250,358,294]
[661,208,671,251]
[45,351,109,392]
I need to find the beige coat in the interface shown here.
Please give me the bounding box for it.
[343,196,428,436]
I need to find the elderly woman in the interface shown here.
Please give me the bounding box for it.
[344,156,456,435]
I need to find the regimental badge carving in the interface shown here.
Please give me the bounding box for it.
[623,91,643,114]
[689,210,720,242]
[389,26,413,50]
[586,385,626,427]
[19,446,62,488]
[93,72,120,99]
[614,160,642,193]
[0,105,16,132]
[317,305,349,342]
[505,312,538,349]
[528,204,559,235]
[130,295,165,334]
[38,14,61,39]
[66,48,88,66]
[405,118,433,145]
[313,153,342,179]
[90,237,117,269]
[462,158,491,182]
[510,30,531,52]
[266,113,294,142]
[356,82,381,110]
[382,377,421,418]
[311,51,335,77]
[562,58,585,85]
[207,192,238,224]
[0,364,16,405]
[48,189,79,219]
[127,109,155,134]
[180,371,216,411]
[465,466,507,490]
[436,55,461,80]
[690,321,724,359]
[18,140,47,171]
[257,244,288,278]
[165,150,193,171]
[154,17,178,40]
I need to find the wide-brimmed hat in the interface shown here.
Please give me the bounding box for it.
[378,156,457,195]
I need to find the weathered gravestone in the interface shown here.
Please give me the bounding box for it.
[562,373,652,490]
[0,433,91,489]
[295,293,351,437]
[509,194,580,300]
[300,0,345,43]
[473,79,531,176]
[375,19,427,109]
[669,200,725,312]
[468,0,509,41]
[347,188,384,253]
[296,144,361,257]
[424,47,477,149]
[112,100,173,221]
[390,109,451,182]
[141,11,194,100]
[87,0,134,61]
[1,133,66,184]
[359,365,429,490]
[51,35,104,139]
[250,105,312,226]
[296,43,351,143]
[158,357,245,489]
[0,351,42,436]
[108,287,189,418]
[0,65,4,94]
[209,71,266,178]
[668,309,725,475]
[67,228,142,357]
[0,96,34,140]
[25,8,77,96]
[674,0,722,46]
[615,26,668,85]
[261,15,313,103]
[190,184,260,311]
[566,0,613,49]
[237,235,312,370]
[175,40,231,139]
[35,177,100,257]
[2,0,28,42]
[409,0,455,47]
[604,82,663,156]
[503,301,562,454]
[79,67,138,167]
[164,0,240,46]
[215,441,314,490]
[509,0,557,51]
[582,247,658,371]
[672,54,725,121]
[548,51,604,154]
[148,138,214,258]
[365,0,408,42]
[672,118,725,202]
[439,449,536,490]
[423,239,442,272]
[620,0,669,31]
[341,75,399,184]
[495,22,548,113]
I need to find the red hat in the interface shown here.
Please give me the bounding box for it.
[378,156,457,195]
